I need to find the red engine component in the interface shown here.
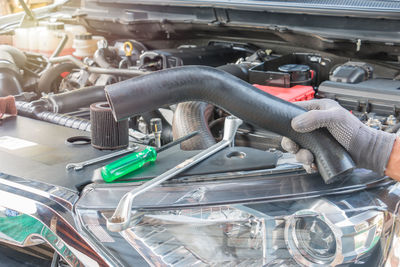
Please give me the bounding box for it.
[253,84,315,102]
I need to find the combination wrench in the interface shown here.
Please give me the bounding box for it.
[107,116,243,232]
[66,146,139,171]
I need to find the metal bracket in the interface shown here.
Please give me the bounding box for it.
[18,0,37,28]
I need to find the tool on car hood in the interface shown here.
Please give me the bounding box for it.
[66,146,138,171]
[101,131,199,182]
[106,116,242,232]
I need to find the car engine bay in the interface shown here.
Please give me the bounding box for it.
[1,1,400,266]
[1,30,400,188]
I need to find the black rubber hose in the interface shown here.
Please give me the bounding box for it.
[105,65,355,184]
[93,48,117,68]
[36,111,91,131]
[37,62,76,94]
[0,46,25,96]
[0,45,26,68]
[15,101,91,131]
[216,63,250,82]
[172,63,250,150]
[172,101,215,150]
[45,85,106,113]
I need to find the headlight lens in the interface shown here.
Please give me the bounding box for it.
[284,199,384,266]
[115,197,385,266]
[292,216,336,263]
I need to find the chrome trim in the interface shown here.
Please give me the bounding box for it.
[77,169,391,211]
[0,174,116,266]
[0,173,78,210]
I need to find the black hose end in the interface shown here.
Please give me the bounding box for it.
[319,161,354,184]
[312,135,355,184]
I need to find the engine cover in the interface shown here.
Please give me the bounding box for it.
[318,79,400,116]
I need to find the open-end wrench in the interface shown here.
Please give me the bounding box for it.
[66,146,139,171]
[107,116,243,232]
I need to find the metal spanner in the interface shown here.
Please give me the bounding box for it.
[66,146,139,171]
[107,116,243,232]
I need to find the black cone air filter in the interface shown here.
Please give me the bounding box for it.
[90,102,129,150]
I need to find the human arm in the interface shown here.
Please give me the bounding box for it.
[386,138,400,181]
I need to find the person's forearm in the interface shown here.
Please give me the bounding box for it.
[386,138,400,181]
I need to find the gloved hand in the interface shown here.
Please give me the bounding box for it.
[281,99,397,175]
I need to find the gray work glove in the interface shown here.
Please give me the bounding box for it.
[281,99,397,175]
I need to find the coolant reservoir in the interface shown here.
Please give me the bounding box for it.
[13,23,87,55]
[73,33,104,58]
[13,27,30,51]
[28,26,45,53]
[0,35,13,45]
[65,24,87,55]
[38,22,73,57]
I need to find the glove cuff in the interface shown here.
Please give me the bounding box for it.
[378,131,398,175]
[350,126,396,175]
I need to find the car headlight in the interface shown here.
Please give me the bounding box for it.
[285,200,384,266]
[286,215,337,264]
[114,197,385,266]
